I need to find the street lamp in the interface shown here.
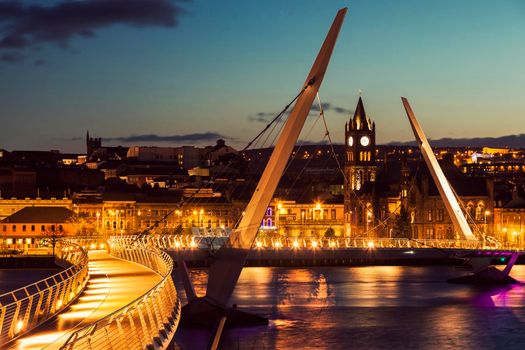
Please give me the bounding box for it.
[484,210,490,247]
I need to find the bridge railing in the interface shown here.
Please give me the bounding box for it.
[138,234,502,251]
[0,241,89,347]
[60,235,181,350]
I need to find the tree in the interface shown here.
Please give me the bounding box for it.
[42,224,65,257]
[392,205,411,239]
[324,227,335,238]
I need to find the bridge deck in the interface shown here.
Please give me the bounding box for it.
[8,250,161,350]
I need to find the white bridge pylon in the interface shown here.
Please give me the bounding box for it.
[204,8,348,307]
[401,97,477,241]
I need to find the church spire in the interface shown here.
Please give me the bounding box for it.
[351,96,369,130]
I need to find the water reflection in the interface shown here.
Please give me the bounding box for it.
[174,265,525,349]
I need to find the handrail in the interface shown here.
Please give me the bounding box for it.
[140,234,510,251]
[0,241,89,346]
[135,235,518,251]
[60,236,181,350]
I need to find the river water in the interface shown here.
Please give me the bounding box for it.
[172,265,525,349]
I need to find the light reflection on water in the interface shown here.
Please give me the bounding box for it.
[172,265,525,349]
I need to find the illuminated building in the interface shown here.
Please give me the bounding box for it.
[0,206,76,249]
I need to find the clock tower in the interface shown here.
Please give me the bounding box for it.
[344,96,376,191]
[344,96,377,236]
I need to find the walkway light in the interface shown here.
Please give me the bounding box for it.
[256,241,263,248]
[293,240,300,248]
[312,240,318,248]
[367,241,375,249]
[15,320,23,333]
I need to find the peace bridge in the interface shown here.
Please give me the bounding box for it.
[1,7,524,350]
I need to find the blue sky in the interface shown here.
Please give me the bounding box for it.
[0,0,524,152]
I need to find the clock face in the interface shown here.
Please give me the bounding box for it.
[360,136,370,146]
[348,136,353,147]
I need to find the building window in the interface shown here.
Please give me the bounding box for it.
[427,210,432,222]
[41,225,45,231]
[58,225,63,232]
[475,202,485,221]
[12,225,16,232]
[2,225,6,232]
[51,225,55,231]
[22,225,26,232]
[331,209,336,220]
[466,202,474,219]
[31,225,35,232]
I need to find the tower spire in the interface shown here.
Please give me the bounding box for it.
[352,96,367,130]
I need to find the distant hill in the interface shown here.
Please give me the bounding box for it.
[387,134,525,148]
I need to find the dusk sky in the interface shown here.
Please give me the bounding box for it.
[0,0,524,153]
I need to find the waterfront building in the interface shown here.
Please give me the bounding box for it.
[263,199,345,238]
[494,189,525,247]
[0,206,77,250]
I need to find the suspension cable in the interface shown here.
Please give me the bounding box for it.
[134,80,314,240]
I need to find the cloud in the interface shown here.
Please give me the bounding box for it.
[387,133,525,148]
[310,102,352,115]
[0,52,24,63]
[0,0,185,61]
[105,132,228,143]
[249,102,353,123]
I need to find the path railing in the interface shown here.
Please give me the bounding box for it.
[60,236,181,350]
[138,234,504,251]
[0,241,89,346]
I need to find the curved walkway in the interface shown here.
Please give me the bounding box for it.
[9,250,161,350]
